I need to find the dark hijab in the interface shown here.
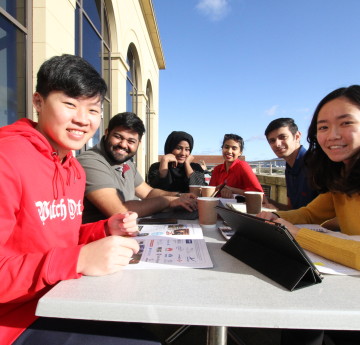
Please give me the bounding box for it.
[164,131,194,154]
[147,130,204,192]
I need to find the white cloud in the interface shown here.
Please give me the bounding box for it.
[264,105,279,117]
[245,135,266,142]
[264,105,312,119]
[294,107,310,113]
[196,0,230,21]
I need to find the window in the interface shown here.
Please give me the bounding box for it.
[145,80,153,172]
[75,0,111,148]
[126,47,138,114]
[0,0,32,126]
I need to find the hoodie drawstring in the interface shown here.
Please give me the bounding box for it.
[68,157,82,185]
[52,154,81,200]
[52,160,65,200]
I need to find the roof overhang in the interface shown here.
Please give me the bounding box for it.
[139,0,166,69]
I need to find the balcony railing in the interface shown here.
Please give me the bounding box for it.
[248,159,285,175]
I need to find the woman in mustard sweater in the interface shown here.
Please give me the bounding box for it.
[260,85,360,269]
[259,85,360,345]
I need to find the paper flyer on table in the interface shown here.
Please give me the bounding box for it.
[225,202,275,213]
[219,198,238,207]
[297,224,360,276]
[136,223,203,239]
[125,224,213,269]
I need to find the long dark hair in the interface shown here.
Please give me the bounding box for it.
[305,85,360,194]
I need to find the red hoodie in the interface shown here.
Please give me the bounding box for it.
[0,119,107,344]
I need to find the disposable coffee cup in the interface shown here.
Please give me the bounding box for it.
[200,186,216,197]
[244,191,264,214]
[189,185,202,197]
[197,197,220,228]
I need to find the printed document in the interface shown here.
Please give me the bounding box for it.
[126,223,213,269]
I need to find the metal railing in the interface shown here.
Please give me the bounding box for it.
[248,159,285,175]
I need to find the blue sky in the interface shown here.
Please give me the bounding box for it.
[152,0,360,161]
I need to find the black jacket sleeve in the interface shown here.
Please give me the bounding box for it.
[147,162,173,190]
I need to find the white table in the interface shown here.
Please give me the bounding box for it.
[36,223,360,345]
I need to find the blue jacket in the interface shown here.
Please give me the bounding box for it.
[285,146,318,209]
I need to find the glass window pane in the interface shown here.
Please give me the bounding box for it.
[0,15,26,126]
[103,8,110,45]
[83,17,101,74]
[127,50,134,81]
[0,0,26,26]
[83,0,101,32]
[86,101,108,149]
[89,128,100,148]
[103,99,110,129]
[126,78,133,112]
[76,0,111,150]
[75,5,80,56]
[103,45,110,97]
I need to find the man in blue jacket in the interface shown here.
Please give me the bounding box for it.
[264,117,318,210]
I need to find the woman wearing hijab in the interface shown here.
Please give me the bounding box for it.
[147,131,206,193]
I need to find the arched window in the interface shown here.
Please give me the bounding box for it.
[0,0,32,126]
[126,47,138,114]
[75,0,111,148]
[145,80,153,172]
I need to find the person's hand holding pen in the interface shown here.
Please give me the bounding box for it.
[212,183,228,198]
[219,185,233,198]
[214,182,248,199]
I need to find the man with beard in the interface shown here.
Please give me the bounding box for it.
[77,112,197,223]
[264,117,318,210]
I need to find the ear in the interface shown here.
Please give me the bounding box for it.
[295,131,301,143]
[33,92,43,113]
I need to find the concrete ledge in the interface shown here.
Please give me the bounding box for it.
[256,174,287,205]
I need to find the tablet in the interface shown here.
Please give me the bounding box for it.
[151,209,199,220]
[138,218,178,225]
[216,205,322,291]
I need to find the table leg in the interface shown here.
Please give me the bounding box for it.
[207,326,227,345]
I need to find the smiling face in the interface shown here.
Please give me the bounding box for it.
[171,140,191,163]
[316,97,360,167]
[222,139,242,165]
[34,91,102,160]
[266,126,301,163]
[104,126,140,164]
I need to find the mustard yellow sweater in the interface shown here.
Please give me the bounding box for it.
[278,192,360,270]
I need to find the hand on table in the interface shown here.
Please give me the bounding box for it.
[107,211,139,237]
[257,211,278,220]
[169,193,197,212]
[257,211,300,237]
[77,236,139,276]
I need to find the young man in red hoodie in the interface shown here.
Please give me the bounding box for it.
[0,55,160,345]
